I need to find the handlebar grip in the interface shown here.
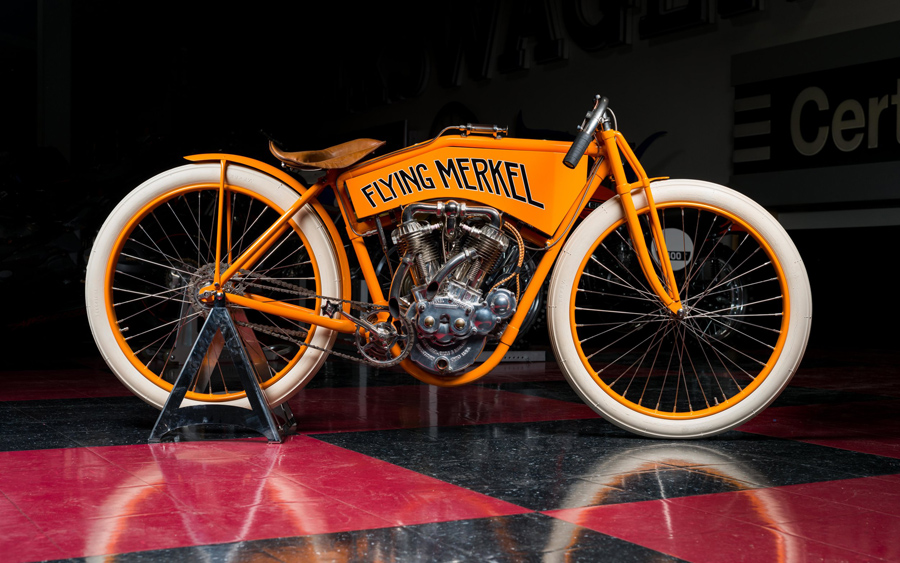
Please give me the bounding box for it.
[563,130,593,169]
[563,96,610,169]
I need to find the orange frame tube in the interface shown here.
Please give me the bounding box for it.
[184,153,353,306]
[186,131,675,385]
[224,292,357,333]
[216,180,327,287]
[600,129,682,315]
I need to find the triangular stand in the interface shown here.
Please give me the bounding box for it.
[149,299,295,443]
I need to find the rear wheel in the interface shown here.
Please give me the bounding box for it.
[85,163,341,409]
[548,180,811,438]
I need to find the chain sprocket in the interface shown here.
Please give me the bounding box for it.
[353,310,414,367]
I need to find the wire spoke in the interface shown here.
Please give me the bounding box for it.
[113,285,189,307]
[119,253,195,276]
[571,202,787,418]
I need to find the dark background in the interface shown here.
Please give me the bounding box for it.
[1,1,896,362]
[1,2,404,358]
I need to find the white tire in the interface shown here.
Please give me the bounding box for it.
[85,163,340,409]
[548,180,812,438]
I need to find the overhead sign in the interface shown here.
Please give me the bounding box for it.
[733,57,900,175]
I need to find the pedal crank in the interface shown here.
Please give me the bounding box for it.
[340,309,414,367]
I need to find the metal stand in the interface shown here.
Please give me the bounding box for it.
[149,298,295,443]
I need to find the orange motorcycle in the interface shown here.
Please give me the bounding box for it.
[85,96,812,438]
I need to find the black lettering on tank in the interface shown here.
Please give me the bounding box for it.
[519,165,545,209]
[489,159,511,198]
[455,158,477,191]
[375,175,397,201]
[397,167,419,194]
[416,163,436,189]
[471,158,492,193]
[435,159,462,189]
[505,162,528,203]
[361,183,378,207]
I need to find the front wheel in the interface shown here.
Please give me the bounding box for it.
[548,180,811,438]
[85,162,342,409]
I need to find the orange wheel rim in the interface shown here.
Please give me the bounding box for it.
[568,201,790,420]
[103,183,321,402]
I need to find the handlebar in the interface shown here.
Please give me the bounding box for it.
[563,95,610,169]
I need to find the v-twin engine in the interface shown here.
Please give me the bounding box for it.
[389,201,518,375]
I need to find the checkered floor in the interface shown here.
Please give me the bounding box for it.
[2,346,899,562]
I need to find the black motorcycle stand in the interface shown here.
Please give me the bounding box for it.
[149,298,295,444]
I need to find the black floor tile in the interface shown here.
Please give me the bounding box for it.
[408,417,637,442]
[317,418,900,511]
[259,525,468,562]
[7,395,155,412]
[0,395,277,450]
[602,466,759,498]
[0,408,40,424]
[770,385,891,407]
[475,478,653,511]
[479,380,584,403]
[48,514,686,563]
[0,430,81,452]
[53,541,280,563]
[704,436,900,479]
[395,513,687,562]
[303,362,424,388]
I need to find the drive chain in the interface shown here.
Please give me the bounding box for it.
[227,271,412,367]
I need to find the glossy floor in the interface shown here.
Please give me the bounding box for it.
[1,347,899,562]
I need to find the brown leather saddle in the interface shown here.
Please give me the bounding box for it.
[269,138,385,171]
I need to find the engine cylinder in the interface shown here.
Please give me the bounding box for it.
[392,221,441,285]
[461,224,508,289]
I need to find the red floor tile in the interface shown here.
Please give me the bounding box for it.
[655,481,900,560]
[0,369,132,401]
[778,476,900,518]
[738,399,900,458]
[791,352,900,397]
[43,510,242,558]
[255,436,533,526]
[651,526,872,563]
[668,487,870,526]
[0,496,67,563]
[558,481,900,562]
[194,496,395,541]
[0,460,149,494]
[6,483,185,530]
[545,499,876,562]
[287,385,597,434]
[546,499,728,540]
[0,447,111,471]
[1,437,530,558]
[92,441,244,467]
[476,361,567,383]
[762,510,900,561]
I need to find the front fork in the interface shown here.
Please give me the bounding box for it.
[600,129,683,316]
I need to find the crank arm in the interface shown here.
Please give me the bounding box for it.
[338,307,402,347]
[338,308,381,335]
